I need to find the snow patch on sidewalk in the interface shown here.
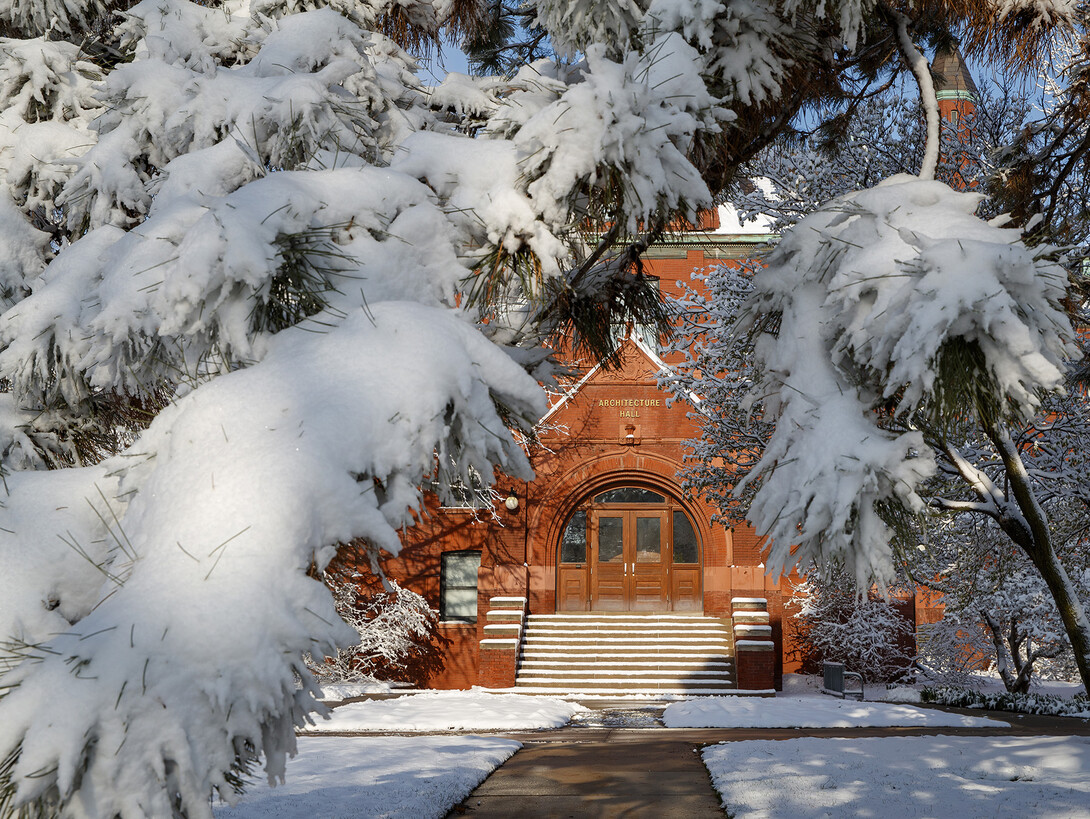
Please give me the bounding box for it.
[663,696,1004,728]
[704,736,1090,818]
[318,681,397,701]
[306,691,588,732]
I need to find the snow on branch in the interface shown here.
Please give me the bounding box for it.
[0,302,543,817]
[890,8,938,180]
[738,175,1077,587]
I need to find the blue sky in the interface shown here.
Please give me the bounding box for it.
[422,44,470,84]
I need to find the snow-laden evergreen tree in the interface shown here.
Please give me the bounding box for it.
[0,0,1083,815]
[674,262,1090,691]
[669,6,1090,694]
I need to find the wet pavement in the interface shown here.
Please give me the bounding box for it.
[444,701,1090,818]
[447,734,724,818]
[567,704,664,730]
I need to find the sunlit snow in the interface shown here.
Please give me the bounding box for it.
[663,696,1004,728]
[213,736,519,819]
[704,736,1090,818]
[304,691,588,732]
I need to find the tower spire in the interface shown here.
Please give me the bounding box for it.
[932,44,978,121]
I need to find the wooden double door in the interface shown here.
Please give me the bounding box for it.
[556,490,702,612]
[592,509,669,610]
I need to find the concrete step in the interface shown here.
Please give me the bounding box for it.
[518,670,731,681]
[513,678,734,690]
[519,659,734,668]
[523,637,732,646]
[527,617,731,624]
[521,645,732,658]
[524,629,732,637]
[514,613,736,695]
[508,685,739,696]
[528,612,714,618]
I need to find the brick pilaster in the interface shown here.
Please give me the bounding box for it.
[733,597,775,693]
[477,596,526,689]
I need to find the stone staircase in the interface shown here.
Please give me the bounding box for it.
[513,613,736,695]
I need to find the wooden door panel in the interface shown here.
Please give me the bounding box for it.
[631,512,667,610]
[671,567,701,611]
[631,570,667,610]
[592,513,626,611]
[557,566,588,611]
[592,571,626,610]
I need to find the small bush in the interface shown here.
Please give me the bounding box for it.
[920,685,1090,716]
[306,569,448,687]
[790,567,915,683]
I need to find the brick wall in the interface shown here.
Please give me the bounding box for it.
[736,645,776,692]
[733,597,775,692]
[478,642,519,689]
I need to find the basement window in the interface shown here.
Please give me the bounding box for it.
[440,550,481,622]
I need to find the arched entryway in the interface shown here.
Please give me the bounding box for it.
[555,486,702,612]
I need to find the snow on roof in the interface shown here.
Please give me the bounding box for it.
[714,178,777,235]
[714,202,775,235]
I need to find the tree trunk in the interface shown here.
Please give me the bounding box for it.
[1026,546,1090,694]
[1007,619,1034,694]
[982,610,1018,691]
[986,419,1090,695]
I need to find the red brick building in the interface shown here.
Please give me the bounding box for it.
[358,48,977,694]
[358,215,787,693]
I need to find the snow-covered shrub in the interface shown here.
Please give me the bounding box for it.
[914,618,993,688]
[790,566,915,683]
[920,686,1089,716]
[306,569,445,687]
[915,552,1089,693]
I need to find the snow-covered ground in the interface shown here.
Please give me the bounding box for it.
[210,687,1090,818]
[214,735,519,819]
[305,691,587,732]
[917,672,1087,699]
[317,681,397,701]
[703,736,1090,818]
[663,696,1004,728]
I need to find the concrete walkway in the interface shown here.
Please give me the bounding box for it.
[451,733,724,818]
[445,703,1090,819]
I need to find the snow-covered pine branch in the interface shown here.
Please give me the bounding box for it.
[738,173,1076,585]
[0,0,738,812]
[0,0,1085,814]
